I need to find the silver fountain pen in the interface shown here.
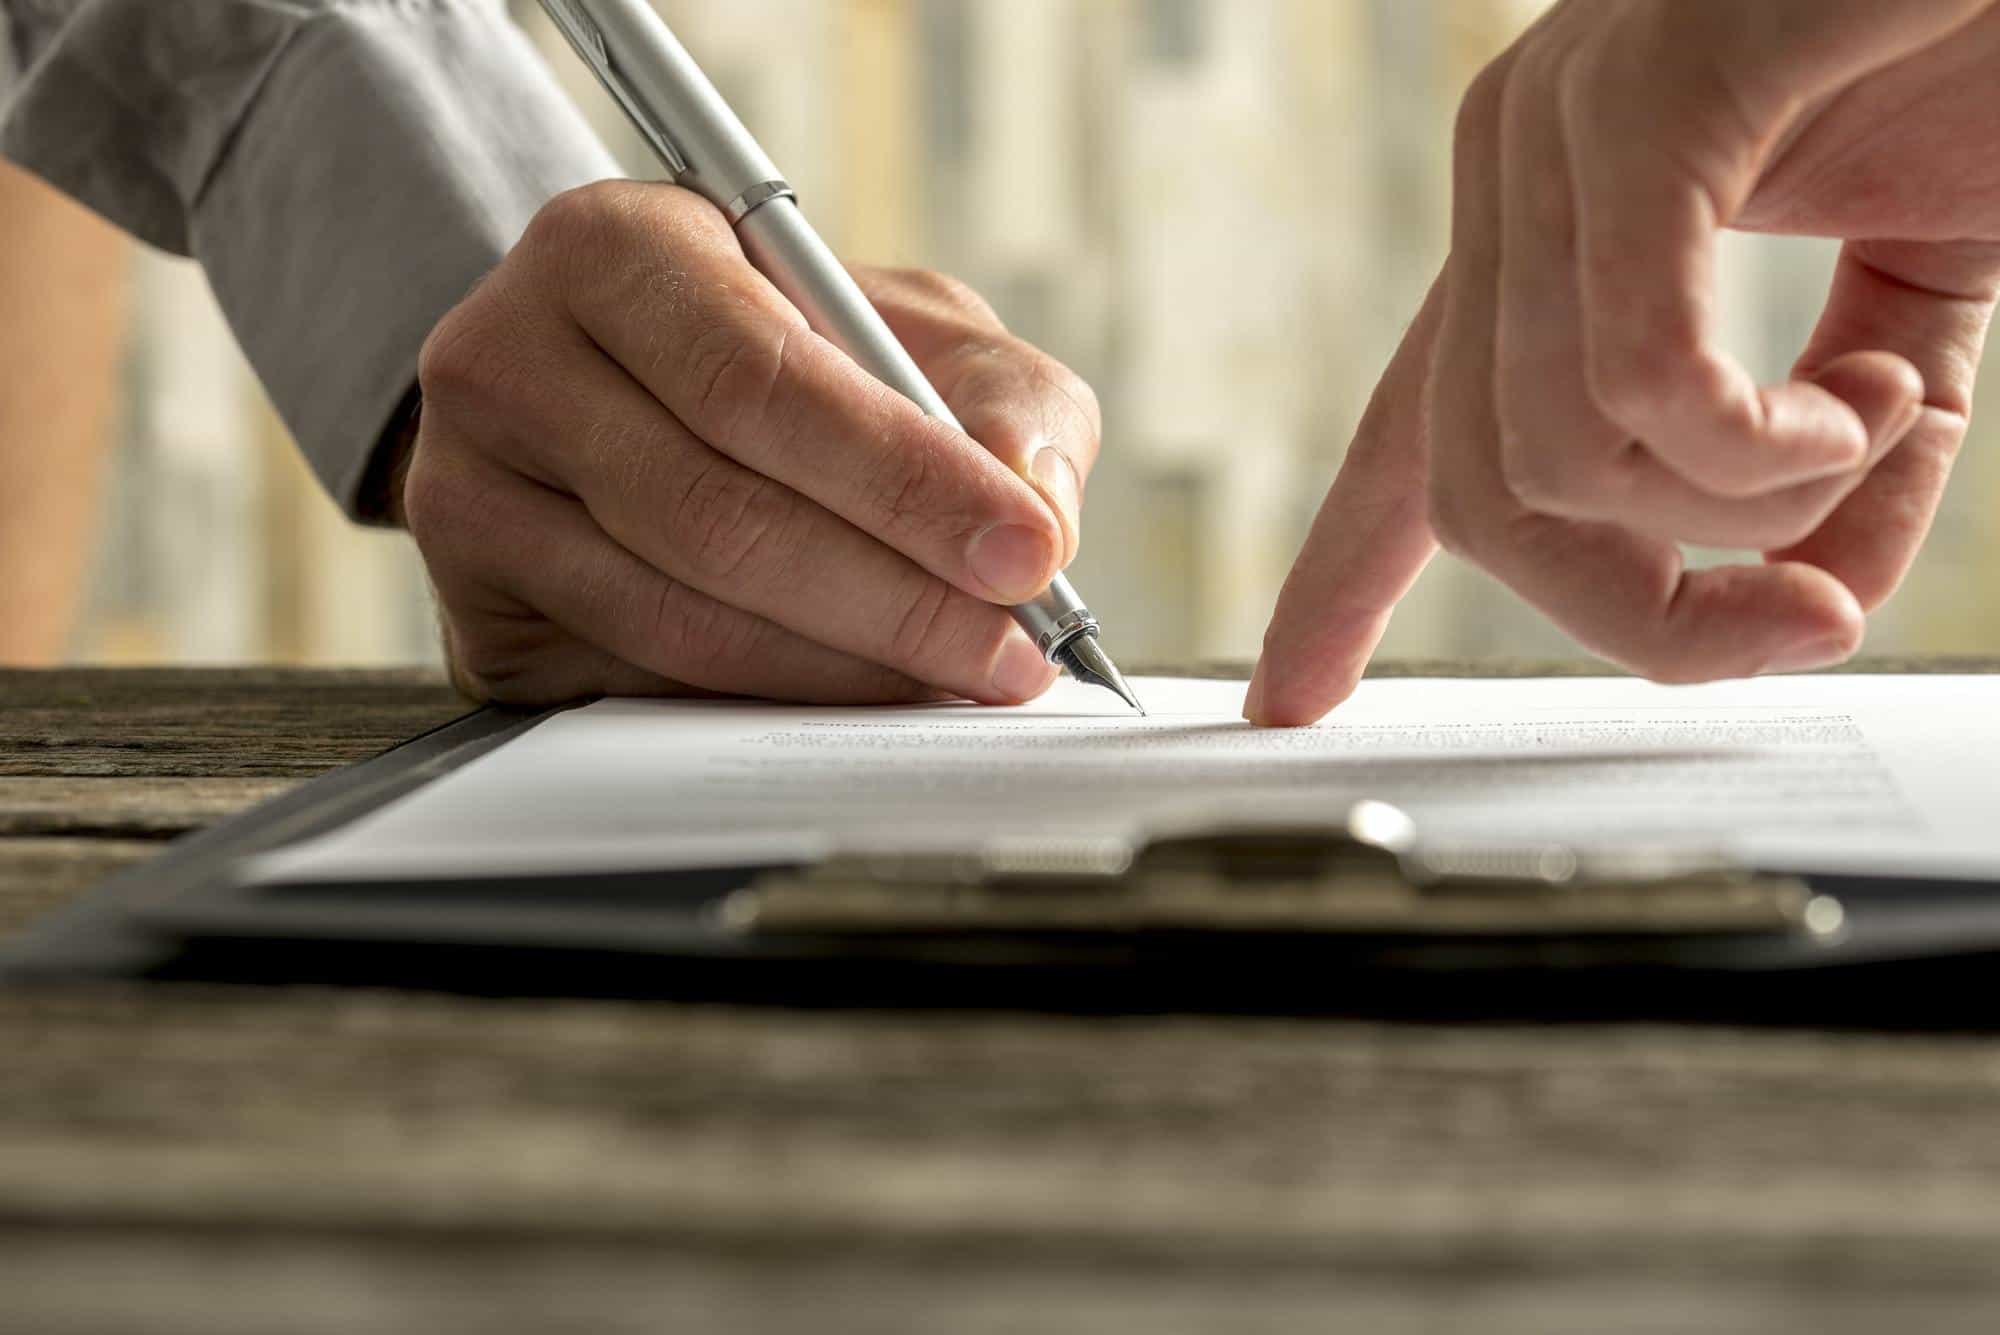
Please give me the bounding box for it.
[538,0,1143,714]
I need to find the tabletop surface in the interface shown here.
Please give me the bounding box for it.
[6,662,2000,1334]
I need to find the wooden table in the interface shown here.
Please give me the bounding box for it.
[6,664,2000,1333]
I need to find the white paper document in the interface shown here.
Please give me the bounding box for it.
[254,675,2000,884]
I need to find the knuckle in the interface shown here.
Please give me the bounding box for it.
[1497,448,1562,513]
[416,296,508,404]
[1734,498,1830,553]
[884,577,964,674]
[869,419,976,544]
[652,579,761,682]
[1058,363,1102,427]
[1567,3,1738,141]
[435,620,488,702]
[1425,483,1486,560]
[929,337,1013,413]
[528,181,607,240]
[1454,55,1514,155]
[902,268,1000,324]
[648,181,730,233]
[520,181,629,275]
[447,647,510,705]
[443,619,543,707]
[398,444,450,547]
[670,457,797,585]
[399,442,487,558]
[684,316,794,439]
[1586,335,1691,427]
[1035,354,1104,445]
[1494,428,1593,515]
[576,412,656,507]
[877,440,935,529]
[1560,22,1628,124]
[524,182,727,306]
[1509,67,1581,227]
[444,647,499,705]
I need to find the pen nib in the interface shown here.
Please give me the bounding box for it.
[1056,635,1145,715]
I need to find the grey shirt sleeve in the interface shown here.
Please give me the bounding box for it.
[0,0,620,518]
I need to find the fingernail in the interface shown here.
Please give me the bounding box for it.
[1765,636,1852,675]
[991,636,1055,702]
[1030,446,1081,553]
[1242,659,1269,723]
[968,523,1056,602]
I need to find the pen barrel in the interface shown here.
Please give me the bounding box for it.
[736,198,1093,658]
[549,0,1101,660]
[562,0,783,208]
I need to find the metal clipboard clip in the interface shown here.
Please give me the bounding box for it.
[720,801,1846,943]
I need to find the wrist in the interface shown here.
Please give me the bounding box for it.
[354,382,423,529]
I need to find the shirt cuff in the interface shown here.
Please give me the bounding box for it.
[206,4,620,517]
[3,1,620,519]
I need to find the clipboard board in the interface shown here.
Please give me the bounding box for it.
[11,688,2000,1019]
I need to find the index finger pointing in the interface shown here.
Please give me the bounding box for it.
[1246,273,1448,727]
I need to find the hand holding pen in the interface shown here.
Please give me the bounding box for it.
[532,0,1138,709]
[392,9,1116,709]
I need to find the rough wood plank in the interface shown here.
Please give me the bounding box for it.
[0,667,468,778]
[0,777,297,837]
[4,1226,1995,1335]
[5,986,2000,1269]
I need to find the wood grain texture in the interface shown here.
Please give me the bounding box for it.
[0,777,296,836]
[0,666,466,778]
[5,663,2000,1333]
[4,987,2000,1331]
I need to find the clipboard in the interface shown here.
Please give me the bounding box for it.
[12,687,2000,1021]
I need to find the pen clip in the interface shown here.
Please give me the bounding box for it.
[538,0,692,178]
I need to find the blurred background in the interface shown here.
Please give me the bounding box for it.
[11,0,1999,669]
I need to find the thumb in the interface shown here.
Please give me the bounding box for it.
[1770,239,2000,607]
[1246,274,1448,727]
[1562,0,1993,500]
